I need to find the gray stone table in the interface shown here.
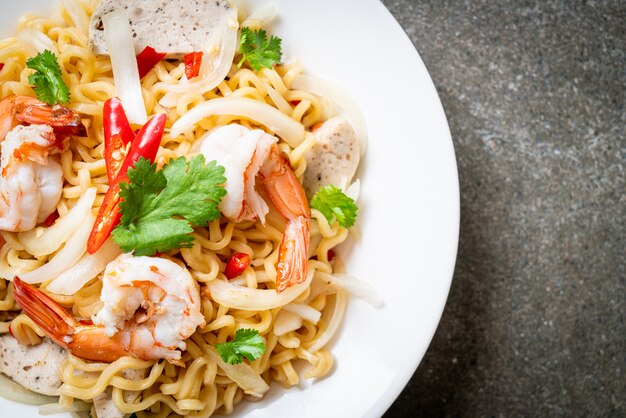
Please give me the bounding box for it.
[379,1,625,417]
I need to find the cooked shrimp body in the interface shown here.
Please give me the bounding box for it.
[199,124,277,223]
[93,254,205,357]
[0,124,63,231]
[0,95,85,142]
[12,255,205,363]
[200,124,311,292]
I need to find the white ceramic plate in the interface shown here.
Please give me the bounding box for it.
[1,0,459,417]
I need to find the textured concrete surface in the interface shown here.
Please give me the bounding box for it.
[380,1,625,417]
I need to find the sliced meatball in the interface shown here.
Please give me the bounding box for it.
[89,0,234,55]
[0,335,66,396]
[302,117,360,199]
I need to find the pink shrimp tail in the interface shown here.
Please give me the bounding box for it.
[13,277,131,362]
[0,95,86,143]
[276,216,310,293]
[12,276,76,348]
[261,146,312,293]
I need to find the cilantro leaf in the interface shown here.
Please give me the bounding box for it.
[310,185,359,228]
[26,50,70,105]
[215,329,266,365]
[237,27,282,71]
[112,156,227,256]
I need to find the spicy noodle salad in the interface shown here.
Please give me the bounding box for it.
[0,0,381,417]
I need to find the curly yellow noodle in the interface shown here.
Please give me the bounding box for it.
[10,313,45,345]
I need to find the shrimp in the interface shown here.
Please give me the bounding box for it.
[0,124,64,231]
[200,124,311,292]
[0,95,86,232]
[12,254,206,364]
[0,95,86,142]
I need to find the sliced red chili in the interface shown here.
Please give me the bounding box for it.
[136,46,166,79]
[103,98,135,183]
[0,64,4,71]
[184,51,203,79]
[327,249,336,262]
[86,182,123,255]
[104,98,134,145]
[116,112,165,173]
[225,253,251,279]
[87,113,166,254]
[43,211,59,227]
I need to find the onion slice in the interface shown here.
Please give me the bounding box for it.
[344,179,361,202]
[283,302,321,324]
[18,188,96,257]
[46,238,121,295]
[207,347,270,397]
[19,215,94,284]
[102,10,147,124]
[207,270,313,310]
[316,271,384,308]
[158,75,188,108]
[273,310,302,336]
[0,373,58,406]
[241,3,278,28]
[39,400,91,415]
[306,290,348,353]
[170,97,305,147]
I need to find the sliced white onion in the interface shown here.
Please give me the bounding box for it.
[158,75,187,108]
[306,290,348,353]
[17,28,59,56]
[157,7,238,95]
[292,74,368,155]
[273,310,302,336]
[39,400,91,415]
[241,3,278,28]
[19,215,94,284]
[18,188,96,258]
[170,97,305,147]
[46,238,121,295]
[0,373,58,406]
[61,0,89,35]
[316,271,384,308]
[345,179,361,202]
[207,270,313,310]
[102,10,147,124]
[283,302,321,324]
[158,91,180,108]
[207,347,269,397]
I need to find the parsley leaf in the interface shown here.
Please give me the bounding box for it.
[26,50,70,105]
[215,329,266,365]
[112,155,227,256]
[310,185,359,228]
[237,27,282,71]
